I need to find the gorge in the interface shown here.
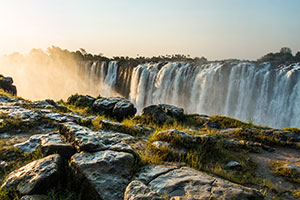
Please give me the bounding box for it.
[79,60,300,129]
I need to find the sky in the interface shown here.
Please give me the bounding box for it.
[0,0,300,60]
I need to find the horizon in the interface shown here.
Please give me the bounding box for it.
[0,0,300,60]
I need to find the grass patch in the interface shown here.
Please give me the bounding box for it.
[140,132,257,185]
[271,161,300,183]
[209,116,265,129]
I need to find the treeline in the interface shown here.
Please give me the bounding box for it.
[258,47,300,64]
[28,46,209,64]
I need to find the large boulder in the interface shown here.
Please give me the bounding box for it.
[148,167,263,199]
[1,154,62,195]
[67,94,96,108]
[71,150,136,200]
[0,75,17,95]
[93,97,136,120]
[142,104,184,124]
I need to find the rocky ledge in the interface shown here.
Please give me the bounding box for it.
[0,83,300,199]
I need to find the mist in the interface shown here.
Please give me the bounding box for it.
[0,47,117,101]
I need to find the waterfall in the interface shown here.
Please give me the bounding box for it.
[82,60,300,129]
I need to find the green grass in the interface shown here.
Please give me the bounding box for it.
[271,161,300,183]
[140,131,258,185]
[209,115,266,129]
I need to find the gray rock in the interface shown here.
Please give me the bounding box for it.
[134,164,179,184]
[124,180,164,200]
[0,76,17,95]
[14,134,44,153]
[59,122,135,153]
[112,99,137,120]
[0,105,41,122]
[93,97,136,120]
[158,104,184,118]
[142,104,184,124]
[14,132,75,157]
[225,161,242,170]
[21,195,51,200]
[71,150,135,200]
[1,154,62,195]
[149,167,263,199]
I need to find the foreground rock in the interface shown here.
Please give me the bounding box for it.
[71,150,136,200]
[124,180,164,200]
[1,154,62,195]
[14,132,76,157]
[146,166,263,199]
[142,104,184,124]
[0,75,17,95]
[93,97,136,120]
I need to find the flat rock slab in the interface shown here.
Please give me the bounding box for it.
[1,154,62,195]
[124,180,164,200]
[0,105,41,122]
[148,167,263,200]
[71,150,135,200]
[59,122,136,154]
[14,132,75,157]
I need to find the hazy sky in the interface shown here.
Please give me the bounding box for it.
[0,0,300,60]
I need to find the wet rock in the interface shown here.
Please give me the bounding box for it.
[1,154,62,195]
[148,167,263,199]
[70,150,135,200]
[124,180,164,200]
[21,195,51,200]
[93,97,136,120]
[59,122,135,153]
[14,133,75,157]
[142,104,184,124]
[225,161,242,170]
[0,75,17,95]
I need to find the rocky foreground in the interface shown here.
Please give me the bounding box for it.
[0,82,300,199]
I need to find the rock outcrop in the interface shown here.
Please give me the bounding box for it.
[142,104,184,124]
[93,97,137,120]
[1,154,62,195]
[0,75,17,95]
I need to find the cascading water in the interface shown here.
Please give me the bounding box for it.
[82,60,300,129]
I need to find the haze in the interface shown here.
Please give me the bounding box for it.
[1,0,300,60]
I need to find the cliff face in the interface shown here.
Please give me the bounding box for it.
[0,80,300,200]
[80,60,300,129]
